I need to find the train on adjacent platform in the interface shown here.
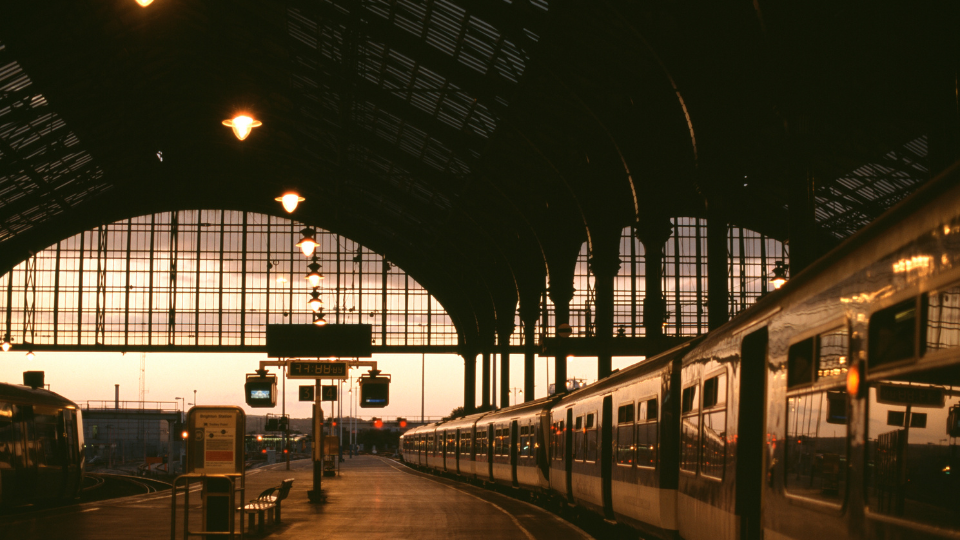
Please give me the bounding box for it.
[0,378,85,508]
[402,163,960,540]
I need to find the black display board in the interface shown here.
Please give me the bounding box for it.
[266,324,372,358]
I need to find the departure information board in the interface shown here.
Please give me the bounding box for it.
[288,361,348,379]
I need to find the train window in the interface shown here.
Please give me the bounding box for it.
[552,421,564,461]
[703,374,727,409]
[637,397,658,469]
[869,298,920,367]
[34,409,61,468]
[574,416,585,461]
[785,389,848,505]
[0,402,15,470]
[788,338,816,388]
[617,403,635,466]
[618,403,635,423]
[521,425,533,457]
[926,283,960,353]
[701,374,727,479]
[586,413,598,462]
[866,366,960,531]
[681,384,699,473]
[681,385,698,413]
[818,327,849,380]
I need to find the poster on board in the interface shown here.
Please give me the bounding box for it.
[187,406,245,475]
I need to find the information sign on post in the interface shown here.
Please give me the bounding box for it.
[186,406,245,474]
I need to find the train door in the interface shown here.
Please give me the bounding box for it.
[601,395,614,520]
[510,420,519,486]
[16,405,37,502]
[455,429,461,474]
[565,408,574,501]
[737,328,767,540]
[487,428,494,480]
[59,409,82,499]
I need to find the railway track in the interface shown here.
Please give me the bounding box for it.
[80,473,172,503]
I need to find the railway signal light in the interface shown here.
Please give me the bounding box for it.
[373,417,383,429]
[397,417,407,428]
[181,430,189,440]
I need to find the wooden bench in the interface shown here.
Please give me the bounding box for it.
[240,478,294,533]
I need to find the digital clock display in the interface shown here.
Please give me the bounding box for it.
[287,361,348,379]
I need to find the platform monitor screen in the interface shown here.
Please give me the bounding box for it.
[250,389,271,400]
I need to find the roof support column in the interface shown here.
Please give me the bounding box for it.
[462,350,477,414]
[519,290,540,403]
[548,279,574,395]
[481,350,491,410]
[590,234,621,380]
[707,202,729,331]
[498,322,514,409]
[787,169,817,276]
[636,217,673,353]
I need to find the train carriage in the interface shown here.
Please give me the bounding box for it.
[402,163,960,540]
[0,378,85,507]
[477,397,555,491]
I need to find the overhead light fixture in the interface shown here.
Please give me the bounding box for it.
[276,276,288,284]
[771,261,789,290]
[26,351,35,361]
[307,290,324,312]
[306,257,324,288]
[276,192,305,213]
[1,338,10,352]
[222,114,262,141]
[296,228,318,257]
[313,311,327,326]
[136,0,154,6]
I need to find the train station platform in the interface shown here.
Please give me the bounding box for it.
[0,456,594,540]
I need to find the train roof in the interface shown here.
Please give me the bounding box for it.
[0,381,79,409]
[554,338,701,405]
[686,161,960,358]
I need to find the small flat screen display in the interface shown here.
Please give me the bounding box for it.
[250,389,271,400]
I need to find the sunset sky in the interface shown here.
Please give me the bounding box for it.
[0,350,642,420]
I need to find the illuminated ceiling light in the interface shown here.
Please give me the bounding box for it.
[136,0,154,6]
[307,290,324,312]
[275,192,305,213]
[771,261,789,290]
[26,351,35,361]
[296,228,318,257]
[276,276,288,284]
[222,115,262,141]
[313,311,327,326]
[306,258,324,288]
[1,339,10,352]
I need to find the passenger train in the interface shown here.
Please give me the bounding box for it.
[402,162,960,540]
[0,375,85,508]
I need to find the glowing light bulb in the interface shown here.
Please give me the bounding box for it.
[1,341,10,352]
[222,115,262,141]
[26,351,35,361]
[307,292,324,312]
[276,193,305,213]
[136,0,154,6]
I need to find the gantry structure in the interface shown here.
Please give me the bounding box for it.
[0,1,956,411]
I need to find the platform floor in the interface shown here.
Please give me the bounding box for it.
[0,456,594,540]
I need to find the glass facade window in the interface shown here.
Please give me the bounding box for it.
[0,210,456,348]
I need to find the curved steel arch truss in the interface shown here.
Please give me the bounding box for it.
[0,210,457,352]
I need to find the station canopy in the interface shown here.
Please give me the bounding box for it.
[0,2,954,348]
